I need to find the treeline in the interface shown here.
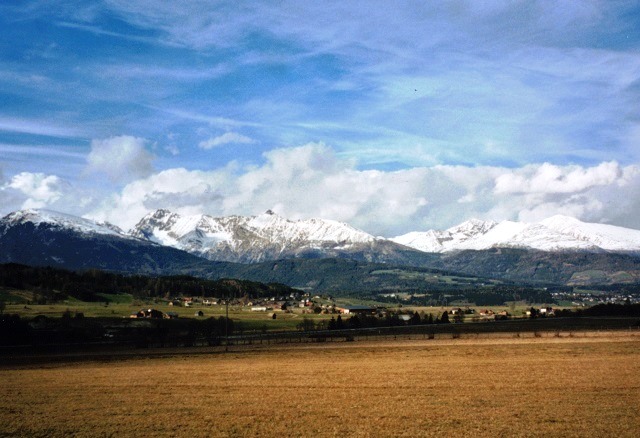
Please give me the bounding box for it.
[0,263,301,303]
[298,310,451,332]
[583,284,640,294]
[461,286,554,305]
[560,302,640,318]
[0,313,234,347]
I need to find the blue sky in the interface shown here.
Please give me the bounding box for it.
[2,0,640,235]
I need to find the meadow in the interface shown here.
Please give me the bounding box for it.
[1,332,639,437]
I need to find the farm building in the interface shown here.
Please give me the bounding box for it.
[130,308,165,319]
[337,305,375,315]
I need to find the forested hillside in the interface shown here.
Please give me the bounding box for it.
[0,263,301,303]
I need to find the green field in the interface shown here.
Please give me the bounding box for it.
[3,299,340,332]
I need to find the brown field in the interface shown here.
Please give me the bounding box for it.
[1,333,639,437]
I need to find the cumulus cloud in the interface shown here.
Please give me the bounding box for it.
[86,144,640,235]
[85,135,155,182]
[2,172,65,209]
[198,132,257,149]
[494,162,626,194]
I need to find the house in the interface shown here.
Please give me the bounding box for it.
[337,305,375,315]
[131,308,165,319]
[539,307,555,316]
[251,306,268,312]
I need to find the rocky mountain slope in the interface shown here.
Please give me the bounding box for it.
[129,208,433,265]
[0,209,216,274]
[3,208,640,288]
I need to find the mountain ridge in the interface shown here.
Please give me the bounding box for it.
[3,208,640,289]
[5,208,640,259]
[129,208,416,264]
[391,214,640,254]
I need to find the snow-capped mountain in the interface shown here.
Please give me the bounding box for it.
[5,209,640,261]
[2,208,640,286]
[392,219,499,252]
[0,209,211,273]
[130,209,383,263]
[0,209,128,239]
[392,215,640,253]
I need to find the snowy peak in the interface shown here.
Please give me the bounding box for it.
[540,215,640,251]
[391,219,498,252]
[447,218,498,237]
[129,209,377,262]
[392,216,640,253]
[4,208,640,265]
[0,209,126,238]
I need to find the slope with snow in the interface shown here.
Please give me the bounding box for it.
[540,215,640,251]
[392,216,640,253]
[130,209,378,262]
[0,209,129,239]
[4,208,640,265]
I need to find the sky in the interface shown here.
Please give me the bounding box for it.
[1,0,640,236]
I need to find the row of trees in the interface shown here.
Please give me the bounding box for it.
[0,263,301,303]
[0,313,235,347]
[297,311,451,332]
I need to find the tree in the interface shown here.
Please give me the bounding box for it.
[0,300,5,315]
[440,311,450,324]
[297,317,315,332]
[453,310,465,324]
[348,315,362,329]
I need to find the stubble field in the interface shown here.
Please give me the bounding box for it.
[1,332,639,437]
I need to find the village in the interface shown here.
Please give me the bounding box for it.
[129,292,560,325]
[551,289,640,306]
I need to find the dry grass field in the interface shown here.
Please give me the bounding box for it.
[1,333,639,437]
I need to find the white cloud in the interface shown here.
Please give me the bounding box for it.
[85,135,155,182]
[494,162,627,194]
[2,172,65,209]
[0,117,85,138]
[86,144,640,234]
[198,132,257,149]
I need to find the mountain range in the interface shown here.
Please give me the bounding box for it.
[2,208,640,289]
[130,209,640,259]
[392,215,640,253]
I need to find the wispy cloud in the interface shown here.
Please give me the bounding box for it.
[55,21,165,46]
[199,132,257,149]
[3,1,640,231]
[0,143,85,160]
[150,106,264,129]
[0,118,86,139]
[99,63,231,81]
